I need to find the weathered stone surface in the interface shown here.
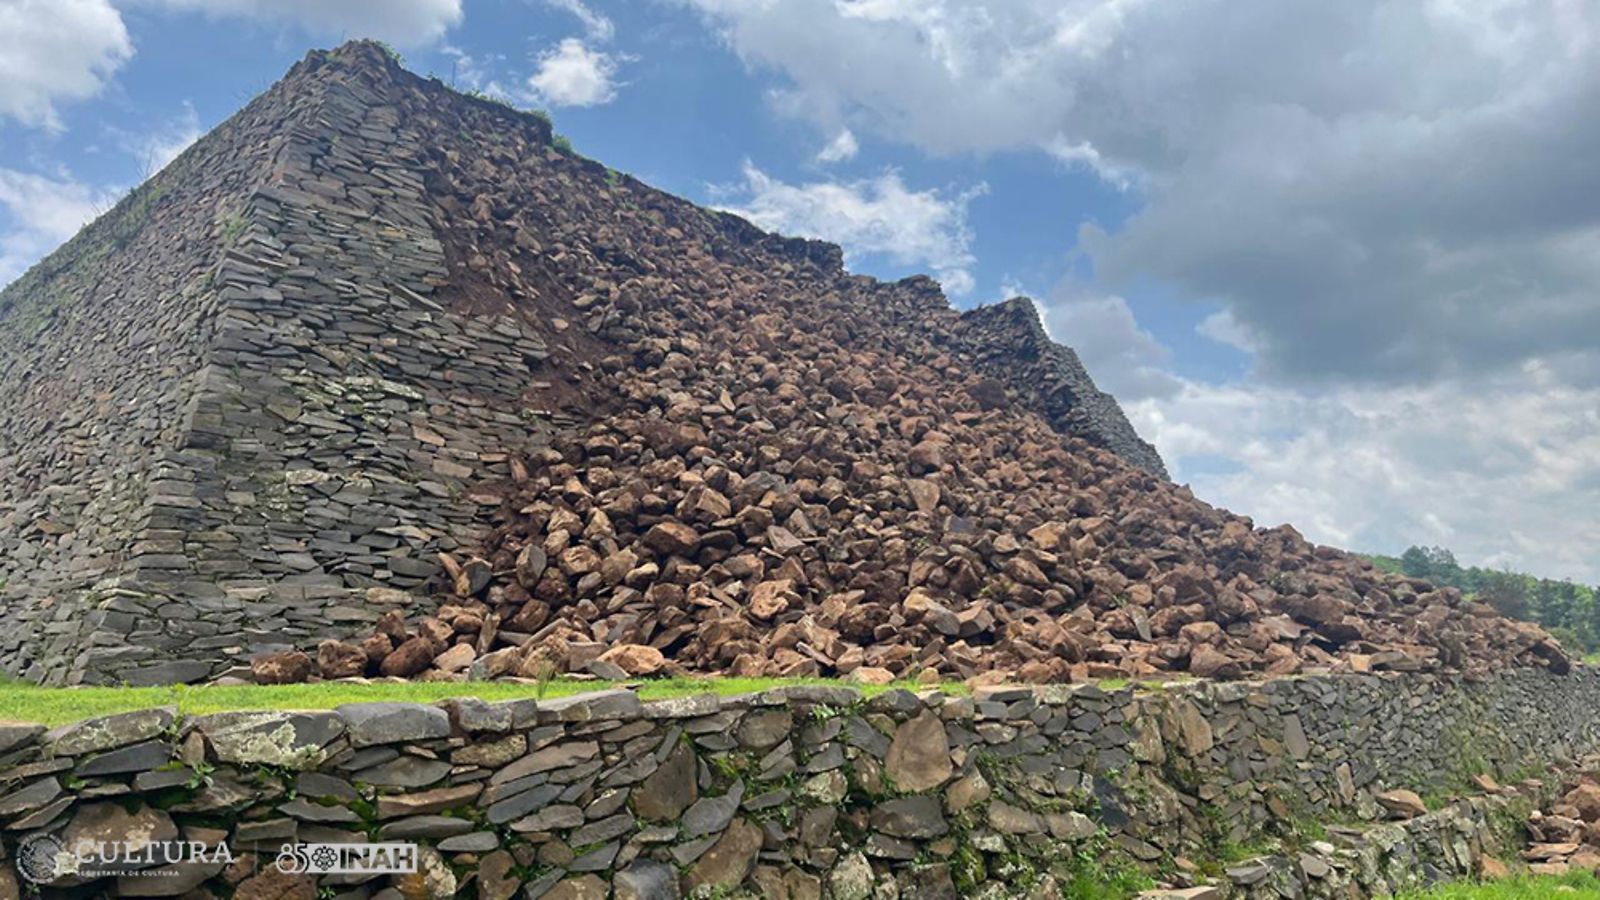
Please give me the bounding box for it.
[829,852,875,900]
[871,795,948,838]
[337,702,451,747]
[380,814,474,839]
[197,711,344,768]
[441,697,521,733]
[885,710,952,792]
[352,755,452,788]
[1377,788,1429,819]
[512,803,584,832]
[251,650,312,685]
[279,797,360,824]
[0,723,44,754]
[0,777,62,816]
[75,739,171,776]
[491,740,599,784]
[596,644,666,676]
[393,846,458,899]
[233,869,316,900]
[317,640,368,679]
[117,858,227,896]
[380,637,438,677]
[635,740,697,822]
[614,858,680,900]
[543,874,608,900]
[452,733,527,767]
[737,709,793,750]
[478,849,520,900]
[49,708,174,756]
[376,783,480,819]
[685,817,763,893]
[63,802,178,857]
[537,690,642,723]
[682,782,744,839]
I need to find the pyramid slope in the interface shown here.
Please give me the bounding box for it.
[0,44,556,683]
[0,58,321,682]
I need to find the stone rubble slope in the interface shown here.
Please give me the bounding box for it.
[1520,760,1600,874]
[238,45,1576,687]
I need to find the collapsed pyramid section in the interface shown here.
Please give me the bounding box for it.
[0,43,1567,687]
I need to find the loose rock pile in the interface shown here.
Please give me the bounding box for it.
[1523,765,1600,874]
[253,43,1567,686]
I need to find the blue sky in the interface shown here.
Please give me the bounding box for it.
[3,0,1598,582]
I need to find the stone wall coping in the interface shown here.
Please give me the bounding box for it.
[6,666,1587,758]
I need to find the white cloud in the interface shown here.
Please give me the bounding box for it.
[147,0,462,46]
[121,101,202,175]
[1028,287,1600,582]
[687,0,1600,584]
[685,0,1600,386]
[815,128,858,164]
[526,38,621,107]
[1127,370,1600,583]
[718,161,984,295]
[0,0,132,131]
[545,0,614,42]
[1196,308,1256,354]
[1036,289,1181,401]
[0,167,119,286]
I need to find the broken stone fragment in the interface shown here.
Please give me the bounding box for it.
[249,650,312,685]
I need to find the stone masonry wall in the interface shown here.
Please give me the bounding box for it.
[139,51,555,685]
[0,48,556,686]
[0,669,1595,898]
[958,297,1169,478]
[0,59,317,685]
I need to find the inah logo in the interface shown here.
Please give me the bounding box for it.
[274,843,417,875]
[17,834,67,884]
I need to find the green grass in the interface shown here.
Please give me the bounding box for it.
[1398,871,1600,899]
[0,676,968,726]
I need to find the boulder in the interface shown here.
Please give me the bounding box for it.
[1376,788,1428,819]
[885,710,952,792]
[250,650,312,685]
[596,643,666,676]
[316,640,368,678]
[380,637,437,677]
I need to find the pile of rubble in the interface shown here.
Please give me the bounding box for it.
[258,314,1568,686]
[249,50,1570,686]
[1523,769,1600,874]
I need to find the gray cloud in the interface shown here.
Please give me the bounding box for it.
[685,0,1600,386]
[1034,290,1182,401]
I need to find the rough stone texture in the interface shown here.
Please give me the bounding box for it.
[958,296,1168,477]
[0,38,1167,688]
[0,670,1596,898]
[0,41,1570,690]
[0,42,554,684]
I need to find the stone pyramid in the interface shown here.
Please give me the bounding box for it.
[0,42,1162,685]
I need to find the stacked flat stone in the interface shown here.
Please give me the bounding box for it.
[0,45,552,685]
[0,670,1596,898]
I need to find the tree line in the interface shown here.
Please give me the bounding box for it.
[1365,546,1600,656]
